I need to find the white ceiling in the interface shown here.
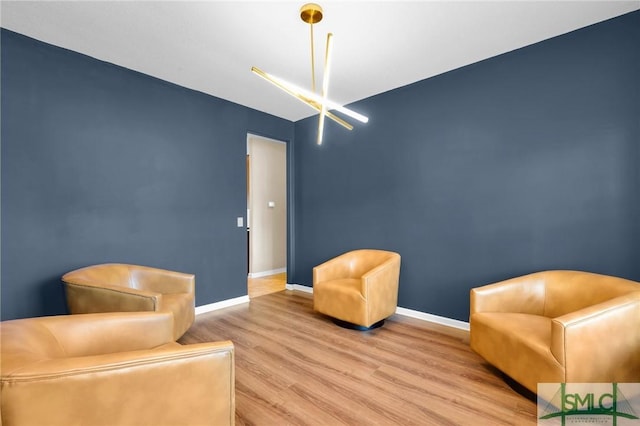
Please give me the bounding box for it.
[2,1,638,122]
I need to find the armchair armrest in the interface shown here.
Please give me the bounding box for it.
[550,292,640,381]
[361,255,401,322]
[470,273,546,315]
[64,281,161,313]
[361,255,401,299]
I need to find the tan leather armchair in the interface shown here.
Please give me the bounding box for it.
[470,270,640,393]
[63,263,195,339]
[0,311,235,426]
[313,249,401,329]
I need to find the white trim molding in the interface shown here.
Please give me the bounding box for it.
[248,268,287,279]
[395,307,469,331]
[286,283,313,293]
[284,284,469,331]
[195,295,250,315]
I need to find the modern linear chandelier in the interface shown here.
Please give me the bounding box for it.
[251,3,368,145]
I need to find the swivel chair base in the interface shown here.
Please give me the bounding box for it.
[332,318,385,331]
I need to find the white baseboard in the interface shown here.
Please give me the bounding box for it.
[195,286,470,332]
[286,283,313,293]
[195,295,250,315]
[248,268,286,279]
[395,307,470,331]
[285,284,469,331]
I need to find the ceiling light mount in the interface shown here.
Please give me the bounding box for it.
[300,3,323,25]
[252,3,368,145]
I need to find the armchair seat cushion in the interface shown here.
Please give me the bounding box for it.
[471,312,564,386]
[314,278,366,325]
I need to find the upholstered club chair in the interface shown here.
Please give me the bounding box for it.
[62,263,195,339]
[313,249,401,329]
[0,311,235,426]
[470,270,640,394]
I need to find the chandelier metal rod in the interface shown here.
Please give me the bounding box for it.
[310,23,316,93]
[317,32,333,145]
[251,66,354,130]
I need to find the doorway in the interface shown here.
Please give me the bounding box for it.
[246,134,287,297]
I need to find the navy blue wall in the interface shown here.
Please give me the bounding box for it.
[1,29,294,320]
[2,11,639,323]
[292,11,640,321]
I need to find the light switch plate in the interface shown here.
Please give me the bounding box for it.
[237,217,244,227]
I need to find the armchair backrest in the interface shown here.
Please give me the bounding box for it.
[63,263,195,294]
[471,270,640,317]
[342,249,400,278]
[1,312,174,373]
[39,311,175,356]
[130,266,195,294]
[542,270,640,318]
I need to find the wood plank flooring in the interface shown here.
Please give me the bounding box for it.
[179,290,537,425]
[248,273,287,298]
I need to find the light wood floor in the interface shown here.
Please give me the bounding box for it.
[247,273,287,298]
[180,290,537,425]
